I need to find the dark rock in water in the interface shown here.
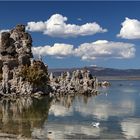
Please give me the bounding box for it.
[98,81,111,87]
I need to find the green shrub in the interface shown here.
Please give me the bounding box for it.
[19,61,49,87]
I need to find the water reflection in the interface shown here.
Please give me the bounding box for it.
[47,81,140,139]
[49,95,74,117]
[49,95,99,117]
[49,93,135,121]
[75,97,135,120]
[121,118,140,139]
[0,97,51,139]
[0,81,139,139]
[43,122,102,140]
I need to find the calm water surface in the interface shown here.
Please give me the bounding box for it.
[0,80,140,139]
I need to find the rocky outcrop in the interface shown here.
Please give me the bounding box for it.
[0,24,103,97]
[0,25,50,96]
[49,69,99,95]
[98,81,111,87]
[0,25,32,68]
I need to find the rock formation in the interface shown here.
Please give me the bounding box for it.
[0,25,50,96]
[0,24,105,97]
[49,69,99,95]
[0,25,32,68]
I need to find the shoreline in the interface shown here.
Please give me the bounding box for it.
[98,76,140,81]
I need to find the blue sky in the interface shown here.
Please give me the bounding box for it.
[0,1,140,69]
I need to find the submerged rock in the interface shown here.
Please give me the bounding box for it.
[98,81,111,87]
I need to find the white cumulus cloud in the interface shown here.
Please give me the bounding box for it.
[26,14,107,37]
[32,40,135,60]
[75,40,135,60]
[117,17,140,39]
[32,43,74,58]
[0,29,10,33]
[26,21,46,32]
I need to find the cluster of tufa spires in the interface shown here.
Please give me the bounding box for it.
[49,69,98,95]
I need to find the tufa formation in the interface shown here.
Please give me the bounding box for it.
[49,69,99,96]
[0,24,106,97]
[0,24,50,96]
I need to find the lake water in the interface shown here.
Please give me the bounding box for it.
[0,80,140,139]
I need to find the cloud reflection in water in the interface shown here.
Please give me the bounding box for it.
[121,118,140,139]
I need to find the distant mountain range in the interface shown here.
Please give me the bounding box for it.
[48,66,140,79]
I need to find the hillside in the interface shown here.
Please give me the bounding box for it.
[48,66,140,80]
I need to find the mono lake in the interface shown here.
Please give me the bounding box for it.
[0,80,140,139]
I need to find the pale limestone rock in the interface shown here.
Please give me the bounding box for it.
[2,62,10,94]
[50,73,54,81]
[50,69,98,95]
